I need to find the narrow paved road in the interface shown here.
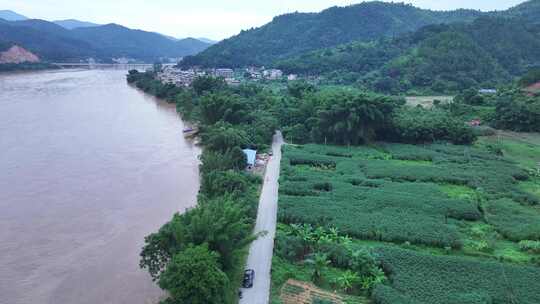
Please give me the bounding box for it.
[240,131,283,304]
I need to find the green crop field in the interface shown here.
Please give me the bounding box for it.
[405,96,454,108]
[272,142,540,304]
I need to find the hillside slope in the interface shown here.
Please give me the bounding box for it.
[276,17,540,93]
[0,10,28,21]
[180,1,484,68]
[181,0,540,69]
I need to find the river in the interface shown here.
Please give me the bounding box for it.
[0,69,200,304]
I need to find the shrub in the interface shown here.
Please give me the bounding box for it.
[200,170,249,198]
[519,240,540,254]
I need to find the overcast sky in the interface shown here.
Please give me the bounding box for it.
[1,0,526,40]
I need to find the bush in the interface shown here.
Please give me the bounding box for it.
[472,126,497,137]
[492,91,540,132]
[275,230,306,262]
[519,240,540,254]
[200,170,249,198]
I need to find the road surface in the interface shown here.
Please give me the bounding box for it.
[240,131,283,304]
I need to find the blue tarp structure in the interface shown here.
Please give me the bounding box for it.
[242,149,257,166]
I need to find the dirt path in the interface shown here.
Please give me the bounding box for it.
[239,131,283,304]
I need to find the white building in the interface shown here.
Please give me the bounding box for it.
[215,68,234,79]
[263,69,283,80]
[288,74,298,81]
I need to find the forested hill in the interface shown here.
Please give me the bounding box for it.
[0,18,211,62]
[180,0,540,69]
[500,0,540,23]
[180,2,483,68]
[276,16,540,94]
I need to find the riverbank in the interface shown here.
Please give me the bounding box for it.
[129,70,277,303]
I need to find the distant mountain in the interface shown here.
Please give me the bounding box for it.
[54,19,100,30]
[197,37,217,44]
[0,10,28,21]
[0,19,96,61]
[180,1,484,68]
[70,24,210,60]
[0,19,211,62]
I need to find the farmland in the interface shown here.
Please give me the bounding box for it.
[405,96,454,108]
[271,142,540,303]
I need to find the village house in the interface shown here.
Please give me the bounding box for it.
[263,69,283,80]
[287,74,298,81]
[214,68,234,79]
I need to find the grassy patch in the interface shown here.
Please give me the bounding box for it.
[478,131,540,170]
[439,184,477,200]
[405,96,454,108]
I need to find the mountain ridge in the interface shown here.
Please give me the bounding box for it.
[0,10,27,21]
[0,18,211,62]
[53,19,100,30]
[180,0,540,68]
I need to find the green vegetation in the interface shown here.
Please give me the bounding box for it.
[492,89,540,132]
[519,68,540,87]
[277,17,540,94]
[273,142,540,303]
[180,2,484,68]
[129,71,278,303]
[128,60,540,304]
[373,246,540,304]
[276,86,475,145]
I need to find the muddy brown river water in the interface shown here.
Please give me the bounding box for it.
[0,69,200,304]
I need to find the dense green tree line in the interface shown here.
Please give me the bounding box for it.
[278,84,476,145]
[129,71,271,303]
[447,84,540,133]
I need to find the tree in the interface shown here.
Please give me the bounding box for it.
[190,196,254,271]
[199,93,248,125]
[492,90,540,132]
[192,76,227,96]
[200,122,249,152]
[158,244,229,304]
[200,170,249,199]
[287,81,317,99]
[305,253,330,284]
[314,90,400,145]
[199,148,246,174]
[333,270,360,293]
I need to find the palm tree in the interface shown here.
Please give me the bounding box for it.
[333,270,360,294]
[305,253,330,284]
